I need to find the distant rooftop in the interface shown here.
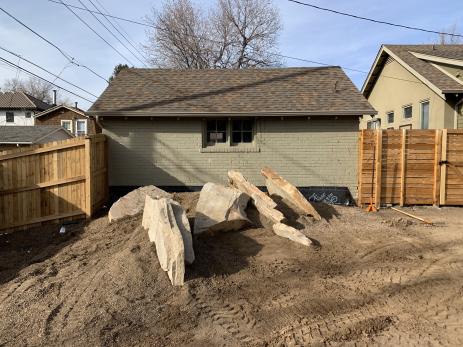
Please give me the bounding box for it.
[0,91,53,111]
[0,125,69,144]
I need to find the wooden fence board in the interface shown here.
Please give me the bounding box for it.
[0,135,108,232]
[358,129,463,207]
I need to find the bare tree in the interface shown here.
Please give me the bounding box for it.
[2,76,53,103]
[143,0,282,69]
[438,24,462,44]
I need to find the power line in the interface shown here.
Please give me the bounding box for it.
[0,46,99,98]
[0,7,109,83]
[0,56,96,103]
[87,0,148,64]
[77,0,146,66]
[286,0,463,38]
[58,0,135,66]
[46,0,422,86]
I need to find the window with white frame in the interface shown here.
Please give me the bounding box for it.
[75,119,87,136]
[403,105,413,119]
[61,119,72,132]
[421,101,429,129]
[387,111,394,124]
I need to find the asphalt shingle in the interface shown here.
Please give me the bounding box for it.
[0,92,52,111]
[88,67,376,116]
[0,125,65,143]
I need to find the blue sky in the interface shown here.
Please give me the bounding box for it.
[0,0,461,109]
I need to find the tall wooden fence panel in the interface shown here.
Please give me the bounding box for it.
[359,129,463,207]
[0,134,108,232]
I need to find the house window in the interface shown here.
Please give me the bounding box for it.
[206,119,227,145]
[6,112,14,123]
[387,111,394,124]
[61,120,72,132]
[25,112,32,118]
[367,119,381,129]
[75,119,87,136]
[421,101,430,129]
[231,119,253,144]
[400,124,412,130]
[403,105,413,119]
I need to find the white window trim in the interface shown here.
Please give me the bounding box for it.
[61,119,73,133]
[75,119,88,136]
[420,99,430,129]
[386,111,394,124]
[402,104,413,119]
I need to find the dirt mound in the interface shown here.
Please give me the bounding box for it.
[0,198,462,346]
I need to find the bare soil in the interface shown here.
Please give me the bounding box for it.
[1,193,463,346]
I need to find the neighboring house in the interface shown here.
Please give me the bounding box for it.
[361,44,463,130]
[34,104,101,136]
[0,125,73,151]
[88,67,376,196]
[0,91,52,126]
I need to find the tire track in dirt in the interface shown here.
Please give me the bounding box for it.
[187,290,262,345]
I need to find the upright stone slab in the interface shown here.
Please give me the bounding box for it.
[147,198,186,286]
[109,185,172,222]
[143,196,195,265]
[228,170,285,225]
[273,223,313,247]
[194,183,250,235]
[261,167,322,221]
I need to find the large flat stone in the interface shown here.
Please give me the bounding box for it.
[145,198,187,286]
[109,185,172,223]
[194,183,250,235]
[228,170,285,225]
[261,167,321,221]
[272,223,312,247]
[143,196,194,265]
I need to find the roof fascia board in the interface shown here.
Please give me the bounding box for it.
[430,62,463,88]
[382,47,445,100]
[35,105,86,118]
[411,52,463,68]
[91,110,377,117]
[361,45,386,94]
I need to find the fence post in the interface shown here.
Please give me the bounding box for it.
[399,129,407,206]
[375,130,382,209]
[358,130,364,206]
[439,129,448,206]
[84,136,92,218]
[433,129,442,206]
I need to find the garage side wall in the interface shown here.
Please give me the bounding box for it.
[102,117,359,195]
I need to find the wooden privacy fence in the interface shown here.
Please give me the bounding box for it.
[0,134,108,232]
[358,129,463,207]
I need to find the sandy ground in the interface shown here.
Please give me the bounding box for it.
[1,192,463,346]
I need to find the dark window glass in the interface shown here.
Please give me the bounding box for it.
[403,105,412,119]
[6,112,14,122]
[231,119,254,144]
[387,112,394,123]
[206,119,227,145]
[25,112,32,118]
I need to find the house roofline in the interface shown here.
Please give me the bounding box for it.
[34,104,87,118]
[362,45,447,100]
[90,110,377,117]
[34,127,74,143]
[410,52,463,68]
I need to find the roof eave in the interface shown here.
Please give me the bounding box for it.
[89,110,377,117]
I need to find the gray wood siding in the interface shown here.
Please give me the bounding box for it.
[102,117,359,195]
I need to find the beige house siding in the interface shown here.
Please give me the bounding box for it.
[102,117,359,195]
[361,58,447,129]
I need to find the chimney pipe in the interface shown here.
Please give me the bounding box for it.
[74,102,78,109]
[52,90,57,105]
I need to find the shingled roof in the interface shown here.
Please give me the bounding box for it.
[0,125,72,144]
[0,92,52,111]
[363,44,463,97]
[88,67,376,116]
